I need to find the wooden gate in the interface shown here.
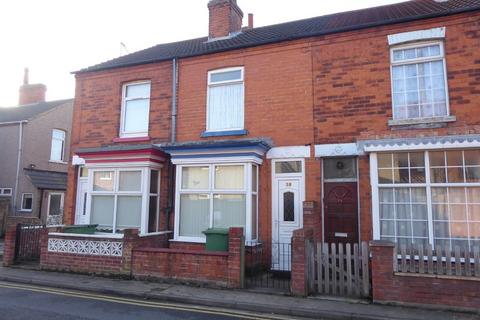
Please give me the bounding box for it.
[310,242,370,298]
[15,224,45,263]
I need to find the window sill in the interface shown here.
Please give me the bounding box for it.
[113,136,151,143]
[49,160,67,165]
[388,116,456,127]
[169,238,206,244]
[201,129,248,138]
[18,210,32,213]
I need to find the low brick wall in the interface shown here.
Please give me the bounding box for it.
[370,240,480,312]
[132,227,245,288]
[40,229,170,277]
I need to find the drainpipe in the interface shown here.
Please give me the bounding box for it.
[11,120,27,214]
[166,58,178,231]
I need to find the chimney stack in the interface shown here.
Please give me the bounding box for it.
[19,68,46,105]
[208,0,243,40]
[248,13,254,29]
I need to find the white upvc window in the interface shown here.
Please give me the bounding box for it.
[206,67,244,132]
[120,81,151,138]
[50,129,66,162]
[21,193,33,211]
[0,188,12,197]
[390,41,449,120]
[174,162,258,242]
[87,167,160,234]
[371,150,480,252]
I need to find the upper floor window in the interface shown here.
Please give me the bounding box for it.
[0,188,12,197]
[50,129,66,162]
[391,42,449,121]
[207,67,244,132]
[120,82,151,137]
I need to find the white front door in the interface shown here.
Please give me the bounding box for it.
[271,159,305,271]
[75,178,88,225]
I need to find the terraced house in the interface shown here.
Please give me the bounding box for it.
[26,0,480,310]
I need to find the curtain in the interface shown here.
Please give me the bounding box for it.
[208,83,244,131]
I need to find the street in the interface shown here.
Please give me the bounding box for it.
[0,281,295,320]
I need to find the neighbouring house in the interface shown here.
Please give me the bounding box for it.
[19,0,480,310]
[0,69,73,227]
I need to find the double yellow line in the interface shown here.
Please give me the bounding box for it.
[0,281,296,320]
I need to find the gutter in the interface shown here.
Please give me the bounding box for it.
[12,120,27,213]
[166,57,179,231]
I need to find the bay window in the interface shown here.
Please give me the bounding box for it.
[175,163,258,242]
[374,150,480,251]
[88,167,160,234]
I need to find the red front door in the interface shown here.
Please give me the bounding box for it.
[324,182,359,244]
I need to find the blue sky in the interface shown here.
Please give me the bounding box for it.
[0,0,404,107]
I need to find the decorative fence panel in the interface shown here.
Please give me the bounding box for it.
[396,244,480,277]
[312,241,370,298]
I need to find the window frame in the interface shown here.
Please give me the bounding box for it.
[0,188,12,197]
[20,193,33,212]
[205,67,245,133]
[50,129,66,163]
[119,81,151,138]
[86,166,160,234]
[371,150,480,251]
[47,192,64,216]
[174,162,257,243]
[389,41,450,121]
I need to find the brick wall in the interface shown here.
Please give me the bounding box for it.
[370,240,480,311]
[131,227,244,288]
[290,227,314,296]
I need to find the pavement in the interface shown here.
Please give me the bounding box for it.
[0,265,478,320]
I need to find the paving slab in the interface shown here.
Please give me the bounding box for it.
[0,266,477,320]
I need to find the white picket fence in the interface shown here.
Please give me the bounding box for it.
[308,242,370,298]
[396,244,480,277]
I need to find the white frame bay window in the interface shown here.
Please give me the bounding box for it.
[372,150,480,251]
[175,163,258,242]
[120,81,151,138]
[87,166,161,234]
[390,41,450,121]
[206,67,244,133]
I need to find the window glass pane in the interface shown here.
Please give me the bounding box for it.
[378,154,392,168]
[409,152,425,167]
[213,194,246,229]
[52,130,65,140]
[148,196,158,233]
[393,168,409,183]
[466,167,480,183]
[429,151,445,167]
[464,150,480,166]
[119,171,142,191]
[90,195,114,229]
[126,83,150,98]
[252,165,258,192]
[210,70,242,83]
[48,194,63,215]
[124,99,149,133]
[22,194,33,210]
[182,167,209,189]
[179,194,210,237]
[378,169,393,184]
[410,167,426,183]
[80,167,88,178]
[446,151,463,166]
[380,204,394,219]
[93,171,114,191]
[116,196,142,229]
[430,168,446,183]
[50,139,64,161]
[323,158,356,180]
[208,83,244,131]
[283,191,295,222]
[251,194,257,240]
[215,165,244,189]
[150,170,159,194]
[447,167,464,183]
[275,161,302,174]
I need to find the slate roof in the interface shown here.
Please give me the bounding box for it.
[24,168,67,190]
[76,0,480,74]
[0,99,73,123]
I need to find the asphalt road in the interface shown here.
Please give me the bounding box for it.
[0,281,294,320]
